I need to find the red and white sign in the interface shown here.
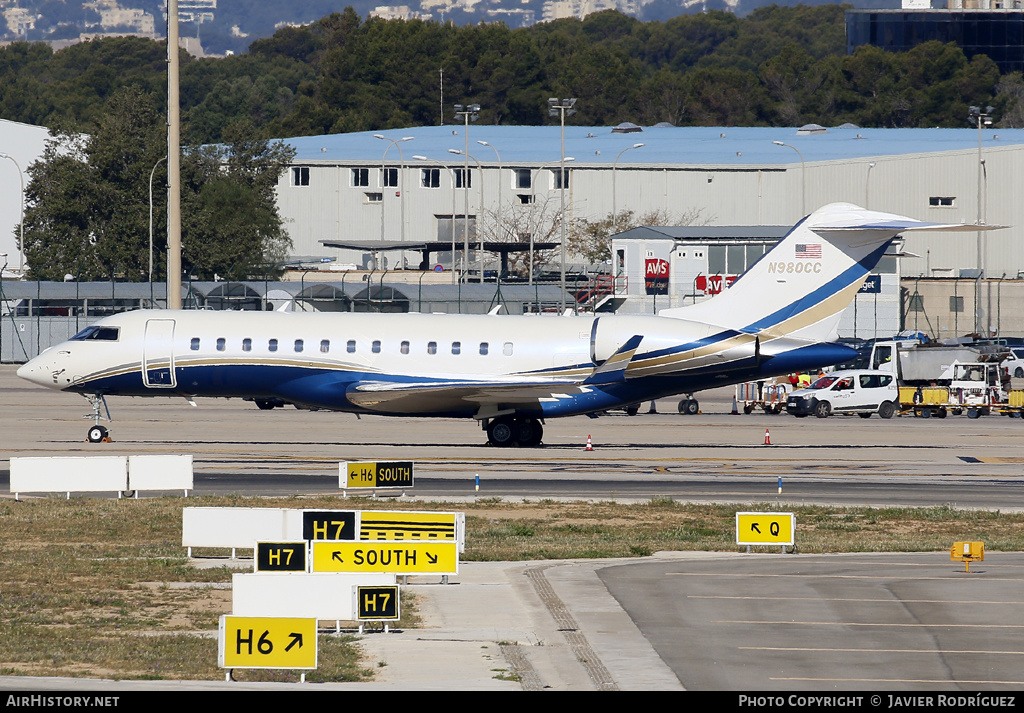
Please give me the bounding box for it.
[645,259,670,295]
[695,274,738,295]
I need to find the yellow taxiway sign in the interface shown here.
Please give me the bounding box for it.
[312,540,458,575]
[219,616,318,669]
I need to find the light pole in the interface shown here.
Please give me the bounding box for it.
[549,98,577,311]
[969,105,993,333]
[865,162,876,209]
[528,158,574,286]
[453,104,480,282]
[477,140,503,238]
[413,155,458,284]
[374,134,413,269]
[0,152,25,275]
[772,140,805,218]
[149,155,168,305]
[449,149,485,280]
[612,143,644,220]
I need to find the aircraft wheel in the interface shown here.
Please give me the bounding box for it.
[814,400,831,418]
[515,418,543,447]
[679,399,699,415]
[255,399,275,410]
[487,419,515,447]
[625,403,639,416]
[87,425,108,443]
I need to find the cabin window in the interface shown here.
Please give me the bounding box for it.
[503,342,513,356]
[401,341,410,354]
[320,339,330,353]
[216,337,226,352]
[190,337,200,351]
[479,342,489,355]
[294,339,304,353]
[452,341,461,355]
[347,340,356,353]
[269,339,278,352]
[427,341,437,355]
[242,338,252,352]
[372,340,381,354]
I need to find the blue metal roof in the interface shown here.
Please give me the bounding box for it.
[282,125,1024,167]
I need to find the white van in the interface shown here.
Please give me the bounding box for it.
[785,369,898,419]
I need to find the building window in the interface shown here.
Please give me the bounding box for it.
[382,167,398,188]
[929,196,955,207]
[292,166,309,186]
[421,168,440,188]
[455,168,471,189]
[320,339,330,353]
[908,294,925,312]
[950,296,965,313]
[517,194,535,205]
[269,339,278,352]
[352,168,369,187]
[365,192,383,203]
[552,168,570,190]
[514,168,531,189]
[243,338,252,352]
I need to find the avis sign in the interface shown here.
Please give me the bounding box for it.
[644,258,669,295]
[695,274,738,295]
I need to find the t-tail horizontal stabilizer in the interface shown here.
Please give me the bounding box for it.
[584,335,643,385]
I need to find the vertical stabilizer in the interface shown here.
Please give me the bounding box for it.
[659,203,989,343]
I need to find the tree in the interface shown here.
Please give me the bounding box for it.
[22,90,294,281]
[180,119,295,279]
[566,207,712,267]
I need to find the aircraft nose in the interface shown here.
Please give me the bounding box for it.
[17,358,56,388]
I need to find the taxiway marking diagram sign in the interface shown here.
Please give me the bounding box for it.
[359,511,458,541]
[356,585,401,621]
[219,616,317,669]
[735,512,795,546]
[343,461,414,489]
[312,540,458,574]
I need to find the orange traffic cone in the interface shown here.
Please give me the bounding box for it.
[731,396,739,415]
[586,434,594,451]
[763,428,771,446]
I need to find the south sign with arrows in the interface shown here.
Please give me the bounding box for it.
[311,540,459,575]
[735,512,795,547]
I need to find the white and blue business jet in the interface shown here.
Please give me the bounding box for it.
[17,203,990,446]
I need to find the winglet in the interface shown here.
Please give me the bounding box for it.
[584,335,643,385]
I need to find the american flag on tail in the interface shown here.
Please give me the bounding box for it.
[795,243,822,258]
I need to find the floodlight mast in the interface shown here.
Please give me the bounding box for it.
[548,98,577,312]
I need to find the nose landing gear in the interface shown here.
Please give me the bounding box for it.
[82,393,113,443]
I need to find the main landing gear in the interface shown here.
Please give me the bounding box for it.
[82,393,112,443]
[485,416,544,447]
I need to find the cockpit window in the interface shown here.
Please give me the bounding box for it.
[70,326,120,342]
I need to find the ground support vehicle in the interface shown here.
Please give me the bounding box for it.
[735,381,790,414]
[785,370,898,419]
[899,362,1008,419]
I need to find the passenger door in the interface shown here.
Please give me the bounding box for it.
[143,319,177,388]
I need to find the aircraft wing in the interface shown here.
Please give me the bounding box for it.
[347,334,645,415]
[346,376,593,414]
